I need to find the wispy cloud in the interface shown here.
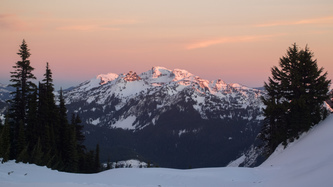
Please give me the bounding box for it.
[57,25,120,31]
[0,14,31,31]
[0,13,140,32]
[56,19,140,32]
[255,16,333,27]
[186,34,285,50]
[107,19,140,26]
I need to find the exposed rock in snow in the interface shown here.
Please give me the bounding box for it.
[123,71,142,82]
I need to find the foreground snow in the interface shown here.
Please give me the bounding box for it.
[1,115,333,187]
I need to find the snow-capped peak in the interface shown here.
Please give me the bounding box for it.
[64,66,264,128]
[172,68,195,82]
[139,66,174,84]
[97,73,119,85]
[73,73,119,92]
[150,66,171,79]
[140,66,196,83]
[69,66,263,100]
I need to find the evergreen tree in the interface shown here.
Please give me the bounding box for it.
[42,62,58,137]
[3,40,99,173]
[0,119,2,141]
[8,39,36,158]
[16,145,29,163]
[16,121,26,162]
[40,63,58,164]
[0,114,11,163]
[37,82,51,154]
[106,157,111,170]
[75,115,85,145]
[9,39,36,125]
[65,126,79,172]
[260,43,331,156]
[58,88,67,121]
[43,62,54,92]
[58,88,69,164]
[71,113,85,150]
[26,86,38,154]
[84,150,95,173]
[31,138,44,165]
[94,144,101,172]
[70,113,90,173]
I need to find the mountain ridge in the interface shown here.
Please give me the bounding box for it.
[61,66,265,168]
[64,66,264,130]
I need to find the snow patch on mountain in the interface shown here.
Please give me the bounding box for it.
[88,118,101,125]
[111,115,137,130]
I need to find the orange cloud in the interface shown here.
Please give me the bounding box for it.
[186,34,285,50]
[256,16,333,27]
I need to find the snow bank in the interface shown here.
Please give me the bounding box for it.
[258,115,333,187]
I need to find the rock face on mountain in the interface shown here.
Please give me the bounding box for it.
[62,66,265,168]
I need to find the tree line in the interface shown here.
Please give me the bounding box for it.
[0,40,100,173]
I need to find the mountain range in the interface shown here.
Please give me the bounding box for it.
[59,66,265,168]
[1,66,332,168]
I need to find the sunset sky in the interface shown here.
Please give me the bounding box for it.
[1,0,333,89]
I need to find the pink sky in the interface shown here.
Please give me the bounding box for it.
[1,0,333,89]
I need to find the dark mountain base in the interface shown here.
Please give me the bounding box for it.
[83,117,263,169]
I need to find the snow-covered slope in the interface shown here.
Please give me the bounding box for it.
[64,66,264,130]
[258,114,333,187]
[1,115,332,187]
